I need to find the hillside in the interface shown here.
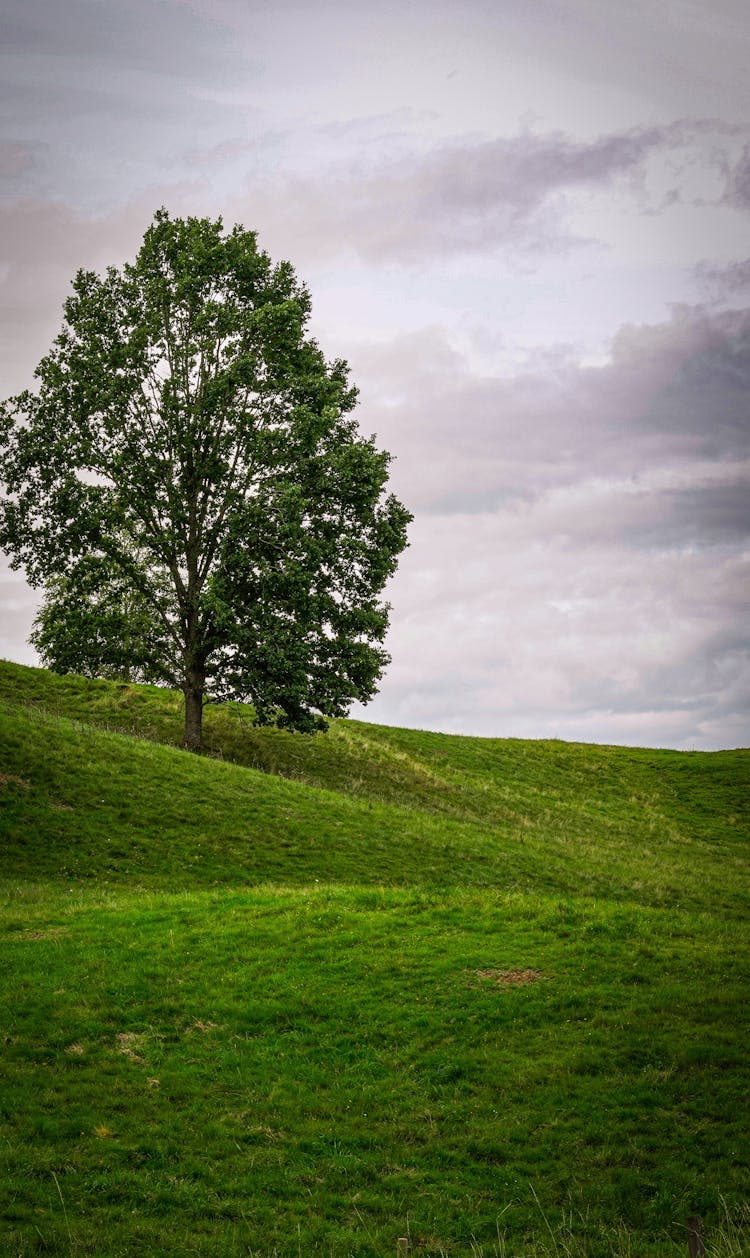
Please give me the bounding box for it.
[1,660,749,1256]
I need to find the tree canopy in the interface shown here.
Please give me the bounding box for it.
[0,209,411,749]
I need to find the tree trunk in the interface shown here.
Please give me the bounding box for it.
[183,672,205,752]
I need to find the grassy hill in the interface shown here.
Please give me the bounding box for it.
[1,659,748,1256]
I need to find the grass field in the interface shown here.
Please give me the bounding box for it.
[1,659,748,1256]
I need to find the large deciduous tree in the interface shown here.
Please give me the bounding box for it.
[0,210,411,749]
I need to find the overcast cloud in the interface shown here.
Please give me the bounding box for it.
[1,0,748,749]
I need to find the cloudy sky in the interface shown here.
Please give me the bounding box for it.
[1,0,749,749]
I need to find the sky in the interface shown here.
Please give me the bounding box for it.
[1,0,749,749]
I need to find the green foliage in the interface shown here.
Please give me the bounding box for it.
[0,210,411,745]
[1,662,749,1254]
[29,554,167,683]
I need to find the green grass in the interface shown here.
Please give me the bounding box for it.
[1,659,748,1255]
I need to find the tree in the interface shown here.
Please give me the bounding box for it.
[0,209,411,749]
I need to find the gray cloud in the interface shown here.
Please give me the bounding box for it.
[359,522,750,749]
[0,0,257,211]
[0,0,240,79]
[341,304,750,748]
[696,258,750,300]
[229,121,749,265]
[725,143,750,210]
[349,305,750,524]
[168,0,750,125]
[613,308,750,455]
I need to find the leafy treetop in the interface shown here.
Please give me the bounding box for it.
[0,209,412,749]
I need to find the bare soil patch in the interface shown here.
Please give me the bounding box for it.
[116,1031,146,1062]
[0,772,30,790]
[475,968,543,987]
[10,927,71,942]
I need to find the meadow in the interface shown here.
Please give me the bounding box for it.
[1,659,748,1256]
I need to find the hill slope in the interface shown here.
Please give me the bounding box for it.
[1,659,748,910]
[1,660,748,1256]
